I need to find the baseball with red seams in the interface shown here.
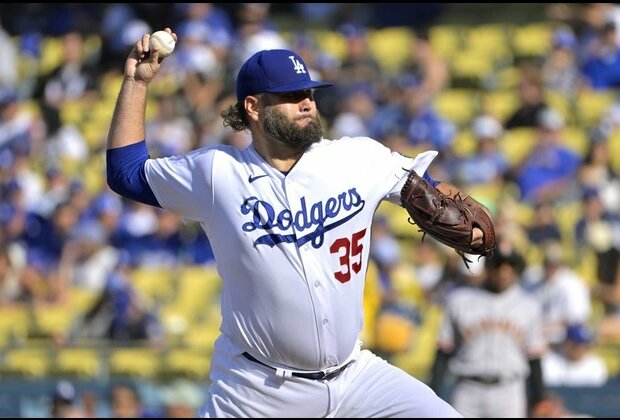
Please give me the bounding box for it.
[150,31,175,58]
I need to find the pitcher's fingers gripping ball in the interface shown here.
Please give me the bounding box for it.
[401,170,495,267]
[150,30,176,58]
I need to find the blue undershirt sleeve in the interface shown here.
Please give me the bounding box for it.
[106,141,161,207]
[423,171,439,188]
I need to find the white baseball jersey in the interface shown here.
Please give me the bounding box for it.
[438,284,546,379]
[145,136,437,371]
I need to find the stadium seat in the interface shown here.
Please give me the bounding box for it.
[466,24,514,63]
[312,29,347,61]
[562,126,588,157]
[429,25,464,60]
[108,348,161,378]
[481,90,519,122]
[575,90,615,127]
[511,23,552,57]
[1,348,51,377]
[54,348,101,378]
[33,305,76,337]
[451,50,494,85]
[0,306,30,347]
[545,91,572,125]
[38,36,63,76]
[433,89,479,127]
[499,128,536,166]
[451,130,477,157]
[609,130,620,173]
[368,27,413,72]
[391,304,443,379]
[161,349,211,379]
[184,322,220,351]
[129,267,174,304]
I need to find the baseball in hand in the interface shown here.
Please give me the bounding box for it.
[150,30,175,58]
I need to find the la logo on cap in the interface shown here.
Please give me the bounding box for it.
[289,56,306,74]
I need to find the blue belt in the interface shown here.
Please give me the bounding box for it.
[242,352,352,381]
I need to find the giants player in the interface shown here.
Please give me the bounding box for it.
[429,245,547,417]
[107,28,478,417]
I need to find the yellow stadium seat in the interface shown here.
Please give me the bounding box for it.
[361,259,381,349]
[1,348,51,377]
[562,126,588,157]
[60,99,88,126]
[368,27,413,72]
[39,36,63,76]
[312,29,347,61]
[391,262,425,307]
[68,288,99,315]
[495,66,521,90]
[499,128,536,166]
[594,345,620,377]
[429,25,464,60]
[609,130,620,173]
[451,130,478,157]
[512,23,552,57]
[34,305,76,337]
[184,322,220,351]
[54,348,101,378]
[130,267,174,303]
[451,50,494,82]
[374,310,416,355]
[0,306,30,346]
[575,90,615,127]
[481,90,519,122]
[109,348,161,378]
[391,304,443,379]
[100,73,124,101]
[433,89,479,127]
[162,349,211,379]
[466,24,514,62]
[379,202,424,240]
[545,91,572,125]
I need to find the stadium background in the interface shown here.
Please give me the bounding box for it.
[0,3,619,417]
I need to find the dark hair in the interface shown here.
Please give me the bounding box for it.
[221,102,250,131]
[485,248,525,274]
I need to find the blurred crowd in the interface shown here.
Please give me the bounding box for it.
[1,2,620,417]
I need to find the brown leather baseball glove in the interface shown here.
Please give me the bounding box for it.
[400,170,495,267]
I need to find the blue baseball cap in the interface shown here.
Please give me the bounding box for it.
[236,49,333,102]
[565,324,593,344]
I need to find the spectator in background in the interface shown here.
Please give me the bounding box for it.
[526,200,563,246]
[574,188,620,343]
[160,379,204,418]
[582,19,620,90]
[57,220,118,294]
[109,382,160,418]
[578,130,620,214]
[528,241,591,349]
[33,31,100,142]
[514,108,582,204]
[542,323,608,387]
[68,252,163,345]
[0,244,27,307]
[401,34,449,113]
[337,23,382,93]
[453,114,509,186]
[0,86,45,162]
[330,85,375,139]
[504,68,548,130]
[542,27,580,97]
[50,380,86,418]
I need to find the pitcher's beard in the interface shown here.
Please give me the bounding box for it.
[263,107,323,151]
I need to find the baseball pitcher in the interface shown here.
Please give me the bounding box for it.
[106,28,493,418]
